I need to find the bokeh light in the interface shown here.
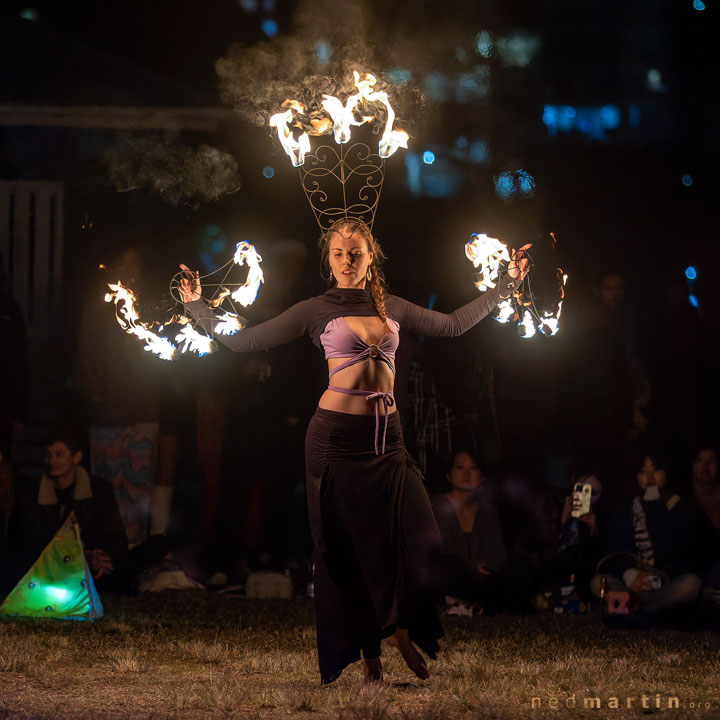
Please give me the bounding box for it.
[314,41,332,64]
[423,151,435,165]
[682,174,694,187]
[260,18,278,36]
[469,140,489,164]
[685,266,697,280]
[386,69,412,84]
[494,172,516,199]
[475,30,493,58]
[262,166,275,179]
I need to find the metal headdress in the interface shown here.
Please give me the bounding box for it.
[269,71,409,231]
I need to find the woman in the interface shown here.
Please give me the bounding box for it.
[179,219,528,684]
[592,449,703,614]
[431,450,506,576]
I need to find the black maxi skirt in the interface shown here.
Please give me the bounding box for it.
[305,407,446,684]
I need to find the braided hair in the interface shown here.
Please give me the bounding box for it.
[321,219,390,332]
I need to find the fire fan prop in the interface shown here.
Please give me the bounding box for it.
[104,241,264,360]
[465,233,568,338]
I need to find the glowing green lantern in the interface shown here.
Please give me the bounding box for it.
[0,512,103,621]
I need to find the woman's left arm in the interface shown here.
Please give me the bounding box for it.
[388,246,530,337]
[390,276,523,337]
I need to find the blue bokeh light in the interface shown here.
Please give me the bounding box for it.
[689,294,700,308]
[455,136,469,149]
[685,266,697,280]
[405,153,464,198]
[599,105,621,129]
[423,151,435,165]
[543,104,622,140]
[424,72,450,102]
[262,166,275,179]
[494,172,516,200]
[694,0,706,10]
[19,7,38,20]
[455,68,489,103]
[260,18,278,36]
[314,41,332,64]
[475,30,493,58]
[517,169,536,196]
[386,68,412,84]
[682,174,694,187]
[468,140,489,164]
[405,154,421,196]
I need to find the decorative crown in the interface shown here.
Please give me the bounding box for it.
[268,72,408,231]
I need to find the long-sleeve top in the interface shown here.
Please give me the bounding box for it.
[601,495,704,581]
[430,493,507,571]
[184,278,518,355]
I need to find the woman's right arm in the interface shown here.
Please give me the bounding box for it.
[178,263,312,353]
[184,298,313,353]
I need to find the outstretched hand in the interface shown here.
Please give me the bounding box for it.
[508,244,531,281]
[178,264,202,303]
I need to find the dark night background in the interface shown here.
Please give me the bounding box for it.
[1,0,718,560]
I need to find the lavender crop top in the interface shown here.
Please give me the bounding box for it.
[320,316,400,453]
[184,274,521,453]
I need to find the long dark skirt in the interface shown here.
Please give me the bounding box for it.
[305,407,446,684]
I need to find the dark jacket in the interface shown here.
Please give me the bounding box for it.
[601,494,703,580]
[11,466,128,566]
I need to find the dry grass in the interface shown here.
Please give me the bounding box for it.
[0,592,718,719]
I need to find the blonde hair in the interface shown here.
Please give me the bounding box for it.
[321,219,389,330]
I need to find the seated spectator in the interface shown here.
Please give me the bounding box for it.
[591,448,703,615]
[690,446,720,606]
[692,447,720,530]
[431,450,506,576]
[541,473,606,600]
[10,426,167,595]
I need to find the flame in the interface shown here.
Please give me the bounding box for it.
[175,325,215,356]
[269,108,311,167]
[494,298,516,324]
[310,117,333,134]
[465,233,511,291]
[282,99,307,114]
[209,287,231,308]
[538,272,568,336]
[519,309,537,339]
[230,242,264,307]
[104,282,176,361]
[271,71,409,166]
[214,311,244,336]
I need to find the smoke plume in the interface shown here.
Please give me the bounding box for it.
[215,0,424,136]
[106,135,241,209]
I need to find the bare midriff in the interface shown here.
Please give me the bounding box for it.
[317,315,397,416]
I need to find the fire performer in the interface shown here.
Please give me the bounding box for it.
[178,218,529,684]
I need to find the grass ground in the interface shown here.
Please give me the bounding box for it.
[0,592,718,720]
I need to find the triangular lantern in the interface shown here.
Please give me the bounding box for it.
[0,512,103,621]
